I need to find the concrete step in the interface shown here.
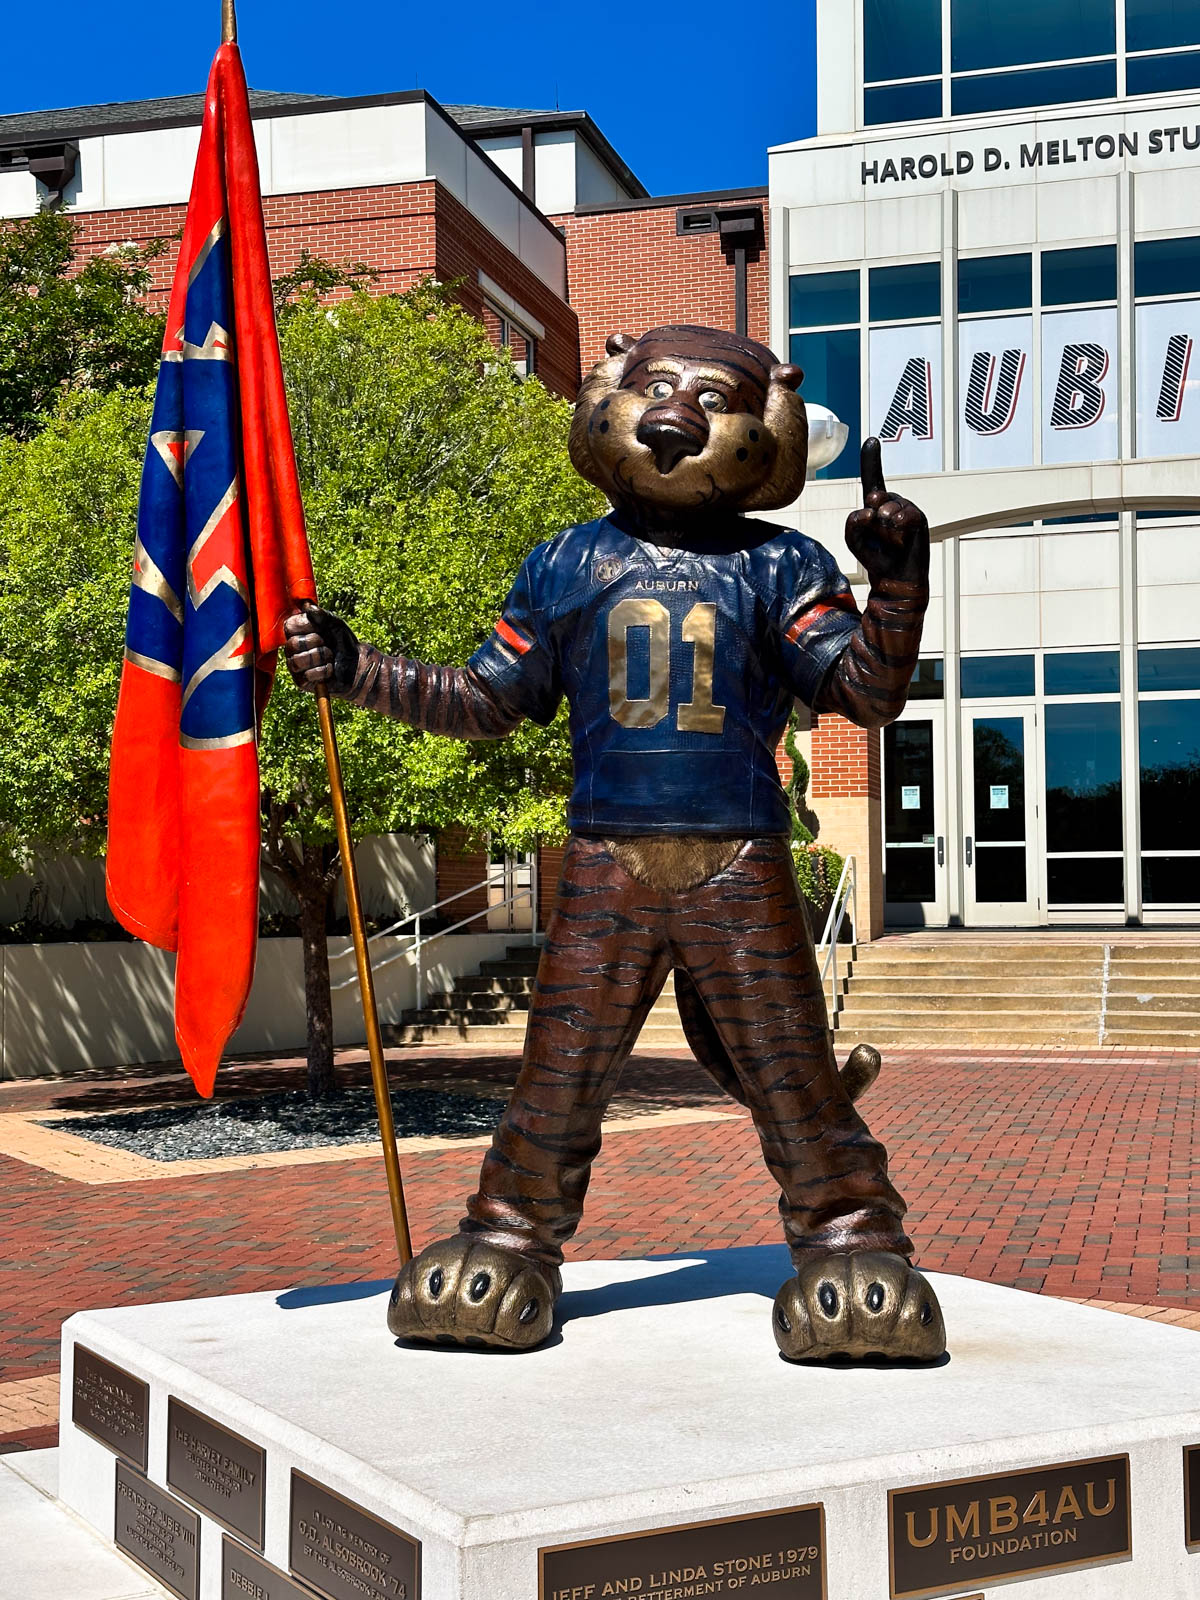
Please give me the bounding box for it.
[1107,977,1200,996]
[451,975,537,996]
[834,1023,1101,1047]
[479,956,540,977]
[1100,1028,1200,1047]
[837,1007,1096,1033]
[1098,1007,1200,1030]
[857,944,1105,962]
[387,1021,690,1046]
[847,975,1104,995]
[426,989,531,1011]
[836,991,1100,1014]
[1106,993,1200,1013]
[847,959,1102,979]
[1109,962,1200,979]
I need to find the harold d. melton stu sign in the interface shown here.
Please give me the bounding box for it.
[889,1454,1130,1598]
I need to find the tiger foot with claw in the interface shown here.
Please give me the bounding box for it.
[388,1237,561,1351]
[773,1251,946,1363]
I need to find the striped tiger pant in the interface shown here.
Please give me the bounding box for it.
[460,835,913,1268]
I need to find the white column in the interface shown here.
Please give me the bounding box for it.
[1118,171,1142,925]
[943,535,965,926]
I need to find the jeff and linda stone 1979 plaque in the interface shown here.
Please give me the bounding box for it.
[114,1460,200,1600]
[540,1504,827,1600]
[290,1470,421,1600]
[888,1453,1131,1599]
[166,1395,266,1547]
[71,1344,148,1469]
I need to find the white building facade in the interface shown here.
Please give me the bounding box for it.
[771,0,1200,929]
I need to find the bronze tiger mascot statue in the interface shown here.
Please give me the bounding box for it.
[284,324,946,1363]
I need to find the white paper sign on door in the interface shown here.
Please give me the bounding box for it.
[1136,298,1200,459]
[958,315,1034,471]
[1041,307,1119,466]
[870,322,943,477]
[990,785,1010,809]
[901,785,921,810]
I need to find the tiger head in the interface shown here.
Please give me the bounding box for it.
[569,324,808,523]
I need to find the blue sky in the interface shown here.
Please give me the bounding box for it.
[0,0,817,196]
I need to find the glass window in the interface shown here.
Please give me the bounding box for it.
[1045,703,1122,850]
[1043,513,1119,526]
[1126,0,1200,53]
[1041,246,1118,308]
[958,254,1033,314]
[864,80,944,125]
[1134,236,1200,300]
[1044,651,1120,695]
[1143,855,1200,903]
[788,270,859,330]
[1127,50,1200,96]
[952,58,1117,115]
[1140,699,1200,847]
[885,722,936,842]
[865,0,942,81]
[951,0,1116,70]
[1048,857,1124,904]
[1139,646,1200,691]
[870,262,941,323]
[972,717,1026,841]
[908,659,946,700]
[789,330,861,480]
[961,655,1036,698]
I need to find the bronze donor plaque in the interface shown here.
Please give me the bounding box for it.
[889,1453,1131,1599]
[222,1535,313,1600]
[72,1344,148,1469]
[114,1460,200,1600]
[290,1471,421,1600]
[1186,1444,1200,1550]
[539,1504,827,1600]
[167,1396,266,1547]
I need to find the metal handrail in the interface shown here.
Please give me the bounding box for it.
[816,854,857,1023]
[330,860,540,1011]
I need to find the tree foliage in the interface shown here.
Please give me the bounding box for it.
[0,209,166,440]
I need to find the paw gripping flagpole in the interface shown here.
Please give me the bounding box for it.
[107,0,411,1266]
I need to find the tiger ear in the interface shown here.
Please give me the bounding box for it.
[770,362,804,393]
[605,332,639,358]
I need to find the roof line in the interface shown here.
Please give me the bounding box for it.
[571,184,766,217]
[464,108,649,200]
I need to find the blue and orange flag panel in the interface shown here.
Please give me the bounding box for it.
[107,42,315,1098]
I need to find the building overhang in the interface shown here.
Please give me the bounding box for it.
[799,456,1200,543]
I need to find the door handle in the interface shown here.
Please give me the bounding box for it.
[965,836,973,867]
[937,836,944,867]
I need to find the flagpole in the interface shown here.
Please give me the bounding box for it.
[315,687,415,1266]
[222,0,237,43]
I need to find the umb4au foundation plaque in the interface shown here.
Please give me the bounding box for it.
[71,1344,148,1469]
[540,1504,826,1600]
[889,1454,1131,1599]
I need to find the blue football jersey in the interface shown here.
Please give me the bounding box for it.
[468,513,860,836]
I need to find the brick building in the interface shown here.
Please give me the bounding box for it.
[0,83,865,939]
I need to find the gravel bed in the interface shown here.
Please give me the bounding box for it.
[42,1087,506,1162]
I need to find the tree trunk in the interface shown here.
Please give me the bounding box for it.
[296,855,336,1099]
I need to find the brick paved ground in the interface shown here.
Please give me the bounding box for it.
[0,1044,1197,1451]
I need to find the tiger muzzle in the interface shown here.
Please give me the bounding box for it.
[636,405,709,474]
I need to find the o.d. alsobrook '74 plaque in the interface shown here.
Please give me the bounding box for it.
[540,1504,826,1600]
[889,1454,1131,1599]
[290,1471,420,1600]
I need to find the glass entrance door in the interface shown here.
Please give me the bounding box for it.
[883,705,948,925]
[962,706,1042,925]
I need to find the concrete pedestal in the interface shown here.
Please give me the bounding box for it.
[57,1248,1200,1600]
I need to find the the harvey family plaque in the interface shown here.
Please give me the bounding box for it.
[166,1396,265,1547]
[114,1460,200,1600]
[71,1344,148,1469]
[540,1505,826,1600]
[889,1454,1131,1599]
[290,1471,421,1600]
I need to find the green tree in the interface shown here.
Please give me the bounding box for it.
[0,208,166,439]
[0,281,601,1096]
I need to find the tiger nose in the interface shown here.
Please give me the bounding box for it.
[636,405,708,474]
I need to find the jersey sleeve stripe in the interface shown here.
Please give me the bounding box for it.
[784,590,859,644]
[494,617,533,655]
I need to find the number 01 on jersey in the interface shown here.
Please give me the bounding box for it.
[607,599,727,734]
